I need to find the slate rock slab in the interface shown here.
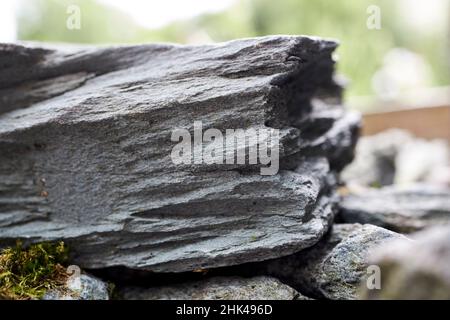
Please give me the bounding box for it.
[0,36,359,272]
[262,224,406,299]
[362,226,450,299]
[339,185,450,233]
[118,276,308,300]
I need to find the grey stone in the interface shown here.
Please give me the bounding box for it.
[342,129,449,187]
[0,36,359,272]
[362,226,450,300]
[263,224,406,299]
[118,276,308,300]
[43,273,109,300]
[339,185,450,233]
[341,129,408,187]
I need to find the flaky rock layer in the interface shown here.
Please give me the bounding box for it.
[0,36,359,271]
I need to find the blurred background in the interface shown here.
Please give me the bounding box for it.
[1,0,449,180]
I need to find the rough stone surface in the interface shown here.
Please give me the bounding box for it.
[362,226,450,300]
[118,276,308,300]
[339,185,450,233]
[262,224,406,299]
[342,129,449,187]
[0,36,359,272]
[43,273,109,300]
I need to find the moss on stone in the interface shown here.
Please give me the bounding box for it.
[0,241,69,300]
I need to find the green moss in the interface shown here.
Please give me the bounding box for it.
[369,181,382,189]
[107,282,117,299]
[0,241,69,300]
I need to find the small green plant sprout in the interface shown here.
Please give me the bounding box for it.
[0,241,69,300]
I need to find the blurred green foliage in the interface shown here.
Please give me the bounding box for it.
[17,0,449,97]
